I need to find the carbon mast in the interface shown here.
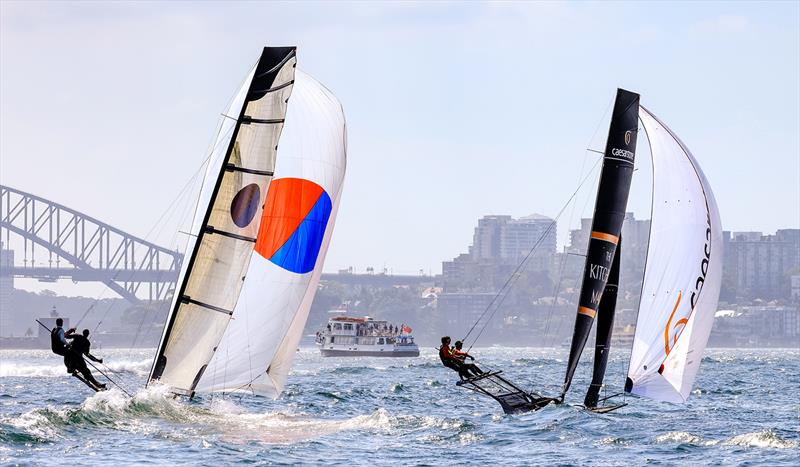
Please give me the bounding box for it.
[559,88,640,407]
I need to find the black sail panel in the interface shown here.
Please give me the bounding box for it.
[584,238,620,407]
[560,89,639,399]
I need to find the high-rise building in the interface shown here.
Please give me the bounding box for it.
[723,229,800,300]
[442,214,556,293]
[470,214,556,261]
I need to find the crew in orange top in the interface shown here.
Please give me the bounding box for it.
[453,340,483,377]
[439,336,468,378]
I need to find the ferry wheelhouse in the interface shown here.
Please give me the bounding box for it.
[315,316,419,357]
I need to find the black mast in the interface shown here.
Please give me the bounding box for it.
[560,88,639,401]
[584,238,620,407]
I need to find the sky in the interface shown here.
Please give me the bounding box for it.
[1,1,798,294]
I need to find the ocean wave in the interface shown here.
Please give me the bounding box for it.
[0,361,70,377]
[723,430,798,449]
[655,431,705,445]
[655,429,798,450]
[103,358,152,377]
[0,358,150,378]
[0,422,49,445]
[597,436,629,446]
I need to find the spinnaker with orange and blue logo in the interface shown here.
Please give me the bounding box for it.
[196,69,346,398]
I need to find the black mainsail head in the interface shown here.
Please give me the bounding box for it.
[560,88,640,403]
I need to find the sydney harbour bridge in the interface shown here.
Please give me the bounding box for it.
[0,184,183,304]
[0,184,433,306]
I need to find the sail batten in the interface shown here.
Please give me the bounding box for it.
[194,69,347,397]
[148,47,298,393]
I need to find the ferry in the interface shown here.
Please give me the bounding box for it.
[315,316,419,357]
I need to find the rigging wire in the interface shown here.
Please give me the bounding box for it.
[72,153,210,334]
[462,93,617,358]
[73,69,246,339]
[463,155,604,353]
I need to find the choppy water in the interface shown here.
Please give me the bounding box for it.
[1,347,797,465]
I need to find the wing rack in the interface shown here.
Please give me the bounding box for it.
[456,371,556,414]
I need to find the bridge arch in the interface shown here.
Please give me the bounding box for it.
[0,184,182,303]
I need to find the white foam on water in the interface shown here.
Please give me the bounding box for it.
[103,358,152,377]
[0,357,150,378]
[2,408,61,440]
[0,361,68,377]
[655,429,798,450]
[655,431,705,444]
[723,430,798,449]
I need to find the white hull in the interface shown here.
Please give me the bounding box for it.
[319,346,419,357]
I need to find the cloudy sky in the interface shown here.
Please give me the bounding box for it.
[1,1,798,293]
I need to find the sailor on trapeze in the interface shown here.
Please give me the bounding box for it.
[50,318,69,360]
[453,340,483,375]
[64,329,106,390]
[439,336,482,379]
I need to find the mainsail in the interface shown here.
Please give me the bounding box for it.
[148,47,313,395]
[624,106,722,403]
[561,88,640,402]
[195,70,347,396]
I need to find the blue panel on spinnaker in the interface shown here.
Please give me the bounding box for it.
[268,191,332,274]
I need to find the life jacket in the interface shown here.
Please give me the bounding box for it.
[439,345,462,374]
[50,327,64,353]
[439,345,458,367]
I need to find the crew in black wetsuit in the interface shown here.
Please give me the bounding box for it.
[50,318,68,357]
[65,329,106,389]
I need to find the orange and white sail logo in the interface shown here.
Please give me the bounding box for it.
[624,130,632,145]
[663,291,689,357]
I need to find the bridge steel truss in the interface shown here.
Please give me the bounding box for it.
[0,184,182,304]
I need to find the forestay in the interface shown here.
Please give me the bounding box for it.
[195,70,347,397]
[148,47,298,394]
[625,106,722,403]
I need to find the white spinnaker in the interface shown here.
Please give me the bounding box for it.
[627,107,722,403]
[196,70,347,396]
[149,49,297,393]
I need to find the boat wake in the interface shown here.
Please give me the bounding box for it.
[0,385,476,447]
